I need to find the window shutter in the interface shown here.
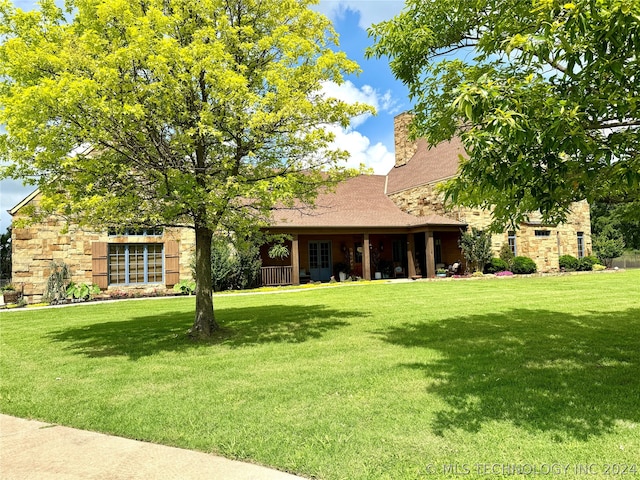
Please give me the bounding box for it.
[91,242,108,289]
[165,241,180,287]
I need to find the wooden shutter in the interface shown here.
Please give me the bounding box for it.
[91,242,108,289]
[164,241,180,287]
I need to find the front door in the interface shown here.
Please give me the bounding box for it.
[309,241,332,282]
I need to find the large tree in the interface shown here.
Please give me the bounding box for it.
[0,0,371,337]
[368,0,640,229]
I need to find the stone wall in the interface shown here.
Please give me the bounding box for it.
[389,181,592,272]
[11,193,195,302]
[394,112,419,167]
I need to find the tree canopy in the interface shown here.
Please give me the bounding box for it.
[0,0,372,336]
[368,0,640,229]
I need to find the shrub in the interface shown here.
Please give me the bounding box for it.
[577,255,599,271]
[209,236,262,291]
[559,254,579,271]
[232,241,262,290]
[485,257,509,274]
[173,279,196,295]
[66,282,100,301]
[593,263,606,271]
[499,242,515,267]
[511,256,537,274]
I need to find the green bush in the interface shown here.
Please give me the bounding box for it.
[577,255,599,271]
[173,279,196,295]
[559,254,579,271]
[210,236,262,291]
[511,256,537,274]
[232,241,262,290]
[66,282,100,301]
[485,257,509,274]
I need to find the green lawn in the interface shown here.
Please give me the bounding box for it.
[1,271,639,479]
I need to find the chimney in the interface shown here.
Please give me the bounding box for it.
[394,112,418,167]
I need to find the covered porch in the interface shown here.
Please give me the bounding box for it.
[260,227,464,286]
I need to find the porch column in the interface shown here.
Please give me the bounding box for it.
[425,231,436,279]
[291,234,300,285]
[363,233,371,281]
[407,234,417,277]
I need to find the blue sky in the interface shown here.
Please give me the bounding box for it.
[0,0,409,229]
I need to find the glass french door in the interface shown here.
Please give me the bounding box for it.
[309,241,332,281]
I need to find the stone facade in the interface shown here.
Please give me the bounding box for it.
[10,192,195,302]
[394,112,419,167]
[391,182,592,272]
[388,113,593,272]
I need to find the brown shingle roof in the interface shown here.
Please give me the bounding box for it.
[269,175,464,229]
[386,137,465,195]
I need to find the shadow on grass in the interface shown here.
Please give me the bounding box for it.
[48,303,355,360]
[376,308,640,440]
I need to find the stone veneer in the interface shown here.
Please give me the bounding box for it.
[389,180,592,272]
[394,112,419,167]
[11,193,195,302]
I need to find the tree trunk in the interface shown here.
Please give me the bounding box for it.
[189,225,219,338]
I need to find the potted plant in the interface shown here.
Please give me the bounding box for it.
[436,268,447,277]
[2,284,20,304]
[333,262,350,282]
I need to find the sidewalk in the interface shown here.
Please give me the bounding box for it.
[0,414,307,480]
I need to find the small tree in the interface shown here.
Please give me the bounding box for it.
[459,227,492,273]
[593,227,625,268]
[498,243,515,269]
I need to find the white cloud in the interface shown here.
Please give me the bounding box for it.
[321,80,400,128]
[319,80,398,174]
[316,0,405,29]
[326,125,395,174]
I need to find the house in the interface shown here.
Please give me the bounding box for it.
[8,112,591,302]
[259,113,591,284]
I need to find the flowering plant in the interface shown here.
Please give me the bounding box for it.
[495,270,514,277]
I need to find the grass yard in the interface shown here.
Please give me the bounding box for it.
[1,271,639,479]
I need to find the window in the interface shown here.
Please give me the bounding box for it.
[577,232,585,258]
[108,227,163,237]
[108,244,164,285]
[508,231,517,256]
[534,230,551,237]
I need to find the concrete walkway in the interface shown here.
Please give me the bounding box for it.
[0,415,307,480]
